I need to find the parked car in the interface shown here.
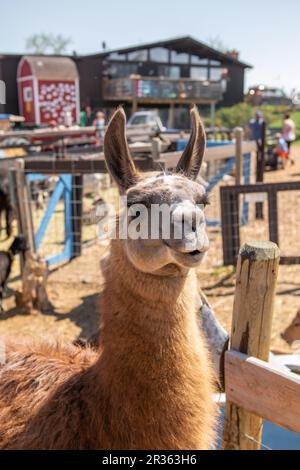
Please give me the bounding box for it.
[245,85,292,107]
[126,110,166,142]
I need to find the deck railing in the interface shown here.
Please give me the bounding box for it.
[103,76,224,102]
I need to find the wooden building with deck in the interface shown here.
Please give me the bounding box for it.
[0,36,252,128]
[76,36,252,127]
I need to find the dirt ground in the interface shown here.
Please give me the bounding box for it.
[0,145,300,353]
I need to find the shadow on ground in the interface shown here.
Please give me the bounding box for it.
[0,291,101,343]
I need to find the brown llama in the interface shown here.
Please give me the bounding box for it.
[0,106,218,450]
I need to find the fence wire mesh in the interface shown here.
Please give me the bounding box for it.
[221,182,300,265]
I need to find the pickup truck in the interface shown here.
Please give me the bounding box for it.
[126,111,166,142]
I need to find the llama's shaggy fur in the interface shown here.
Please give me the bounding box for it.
[0,240,216,449]
[0,106,218,450]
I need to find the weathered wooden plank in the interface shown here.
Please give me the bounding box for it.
[162,141,256,168]
[222,241,280,450]
[23,157,164,174]
[221,180,300,194]
[0,126,96,140]
[225,351,300,435]
[234,128,243,185]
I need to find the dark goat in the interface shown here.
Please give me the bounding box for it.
[0,172,13,238]
[0,235,27,312]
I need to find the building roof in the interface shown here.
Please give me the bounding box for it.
[0,36,252,69]
[86,35,252,68]
[19,56,79,80]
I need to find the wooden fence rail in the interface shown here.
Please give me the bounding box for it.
[222,240,300,450]
[225,351,300,436]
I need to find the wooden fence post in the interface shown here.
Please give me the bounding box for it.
[255,121,266,219]
[234,127,243,186]
[151,138,161,161]
[222,240,280,450]
[9,161,36,272]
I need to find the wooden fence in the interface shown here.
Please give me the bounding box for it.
[220,181,300,266]
[222,241,300,450]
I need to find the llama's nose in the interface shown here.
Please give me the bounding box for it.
[167,202,208,254]
[191,213,197,232]
[172,202,204,236]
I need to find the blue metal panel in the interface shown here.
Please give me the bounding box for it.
[35,178,65,249]
[27,174,74,267]
[206,157,235,193]
[206,219,221,228]
[176,139,233,152]
[241,153,251,225]
[205,157,235,228]
[27,174,49,183]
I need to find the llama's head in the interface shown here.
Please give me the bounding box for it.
[104,106,210,275]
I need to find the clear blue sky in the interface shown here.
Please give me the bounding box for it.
[1,0,299,93]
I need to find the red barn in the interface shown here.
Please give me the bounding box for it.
[17,56,80,126]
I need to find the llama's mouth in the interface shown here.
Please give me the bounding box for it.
[176,249,206,266]
[187,249,202,256]
[164,241,207,266]
[183,249,206,263]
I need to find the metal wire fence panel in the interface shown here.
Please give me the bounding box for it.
[277,190,300,257]
[16,164,118,267]
[240,193,270,247]
[221,182,300,265]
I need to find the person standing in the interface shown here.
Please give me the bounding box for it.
[248,110,266,219]
[273,133,289,169]
[249,110,265,151]
[93,111,106,145]
[249,110,266,178]
[283,114,296,164]
[85,105,95,126]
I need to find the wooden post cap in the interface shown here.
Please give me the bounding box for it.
[239,241,280,261]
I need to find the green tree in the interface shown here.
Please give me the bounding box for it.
[26,33,71,55]
[207,35,229,53]
[215,103,293,129]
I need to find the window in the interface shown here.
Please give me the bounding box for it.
[158,65,180,79]
[0,80,5,105]
[170,51,189,64]
[130,115,148,125]
[190,67,208,80]
[108,63,138,78]
[190,55,208,65]
[127,49,148,61]
[209,68,222,81]
[149,47,169,62]
[108,52,127,61]
[210,60,221,66]
[23,86,33,102]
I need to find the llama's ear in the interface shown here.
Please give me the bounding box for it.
[175,105,206,180]
[104,107,139,192]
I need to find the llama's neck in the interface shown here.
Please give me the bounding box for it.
[94,240,216,449]
[99,239,200,353]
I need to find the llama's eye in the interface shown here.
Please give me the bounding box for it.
[196,193,210,208]
[128,207,142,219]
